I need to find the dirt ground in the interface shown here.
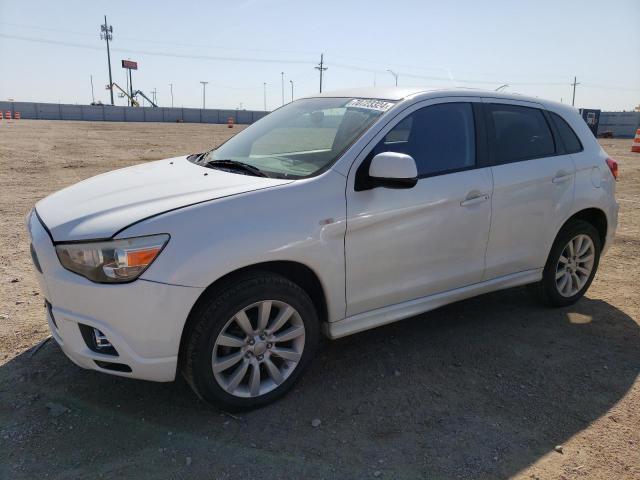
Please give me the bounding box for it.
[0,120,638,479]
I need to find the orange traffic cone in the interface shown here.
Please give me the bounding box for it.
[227,116,234,128]
[632,129,640,153]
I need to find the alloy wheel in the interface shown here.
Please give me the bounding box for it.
[212,300,305,398]
[555,234,595,297]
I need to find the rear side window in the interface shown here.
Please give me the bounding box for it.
[549,112,583,154]
[372,102,475,177]
[488,104,555,163]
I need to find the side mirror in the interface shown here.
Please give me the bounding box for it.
[366,152,418,189]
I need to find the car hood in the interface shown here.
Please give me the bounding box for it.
[36,156,292,241]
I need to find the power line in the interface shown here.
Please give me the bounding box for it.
[2,31,639,94]
[0,33,313,65]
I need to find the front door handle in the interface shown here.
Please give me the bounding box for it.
[460,194,490,207]
[552,172,573,184]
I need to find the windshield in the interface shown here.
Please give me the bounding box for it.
[198,97,395,178]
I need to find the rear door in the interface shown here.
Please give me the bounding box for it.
[482,99,575,279]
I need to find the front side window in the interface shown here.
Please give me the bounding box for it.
[488,104,555,163]
[371,102,476,177]
[199,97,394,178]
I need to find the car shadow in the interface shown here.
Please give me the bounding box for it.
[1,288,639,479]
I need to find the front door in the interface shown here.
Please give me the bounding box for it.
[344,99,493,317]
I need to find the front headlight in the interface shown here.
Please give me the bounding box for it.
[55,234,170,283]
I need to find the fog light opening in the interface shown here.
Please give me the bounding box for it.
[78,323,118,356]
[93,328,113,349]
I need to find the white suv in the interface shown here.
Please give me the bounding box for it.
[28,88,619,409]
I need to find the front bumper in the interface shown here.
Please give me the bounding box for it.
[28,211,204,382]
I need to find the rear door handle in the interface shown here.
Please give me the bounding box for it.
[552,172,573,184]
[460,194,490,207]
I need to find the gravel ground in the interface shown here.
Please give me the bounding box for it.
[0,120,638,479]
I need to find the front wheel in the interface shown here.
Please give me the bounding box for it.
[535,220,602,307]
[182,272,319,410]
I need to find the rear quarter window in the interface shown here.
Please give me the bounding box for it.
[549,111,583,154]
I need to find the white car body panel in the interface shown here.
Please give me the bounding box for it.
[35,155,291,241]
[28,211,203,381]
[344,97,493,316]
[121,170,348,323]
[480,97,577,279]
[27,87,618,382]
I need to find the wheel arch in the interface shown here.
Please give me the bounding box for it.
[562,208,608,247]
[545,207,608,265]
[177,260,328,368]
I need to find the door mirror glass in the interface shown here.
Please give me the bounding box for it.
[367,152,418,189]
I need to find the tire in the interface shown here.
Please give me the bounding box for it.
[535,219,601,307]
[181,271,319,411]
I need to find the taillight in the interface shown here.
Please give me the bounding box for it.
[606,158,618,180]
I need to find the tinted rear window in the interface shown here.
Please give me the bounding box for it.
[488,104,555,163]
[549,112,583,154]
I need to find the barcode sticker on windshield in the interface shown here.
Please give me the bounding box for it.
[345,99,395,112]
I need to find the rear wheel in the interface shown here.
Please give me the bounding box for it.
[535,220,601,307]
[182,272,319,410]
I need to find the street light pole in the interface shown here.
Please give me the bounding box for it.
[200,81,208,109]
[290,80,294,102]
[90,75,95,103]
[169,83,174,108]
[386,69,398,86]
[281,72,285,106]
[263,82,267,111]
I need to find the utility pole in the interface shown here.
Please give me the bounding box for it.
[386,69,398,86]
[263,82,267,111]
[314,53,327,93]
[571,76,580,106]
[281,72,285,106]
[100,16,114,105]
[200,81,208,109]
[90,75,95,103]
[152,88,157,105]
[290,80,294,102]
[169,83,174,108]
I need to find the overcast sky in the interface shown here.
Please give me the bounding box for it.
[0,0,638,111]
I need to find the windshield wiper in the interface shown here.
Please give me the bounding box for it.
[205,159,269,177]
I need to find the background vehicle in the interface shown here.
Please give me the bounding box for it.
[29,88,618,409]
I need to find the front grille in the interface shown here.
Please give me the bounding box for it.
[78,323,118,356]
